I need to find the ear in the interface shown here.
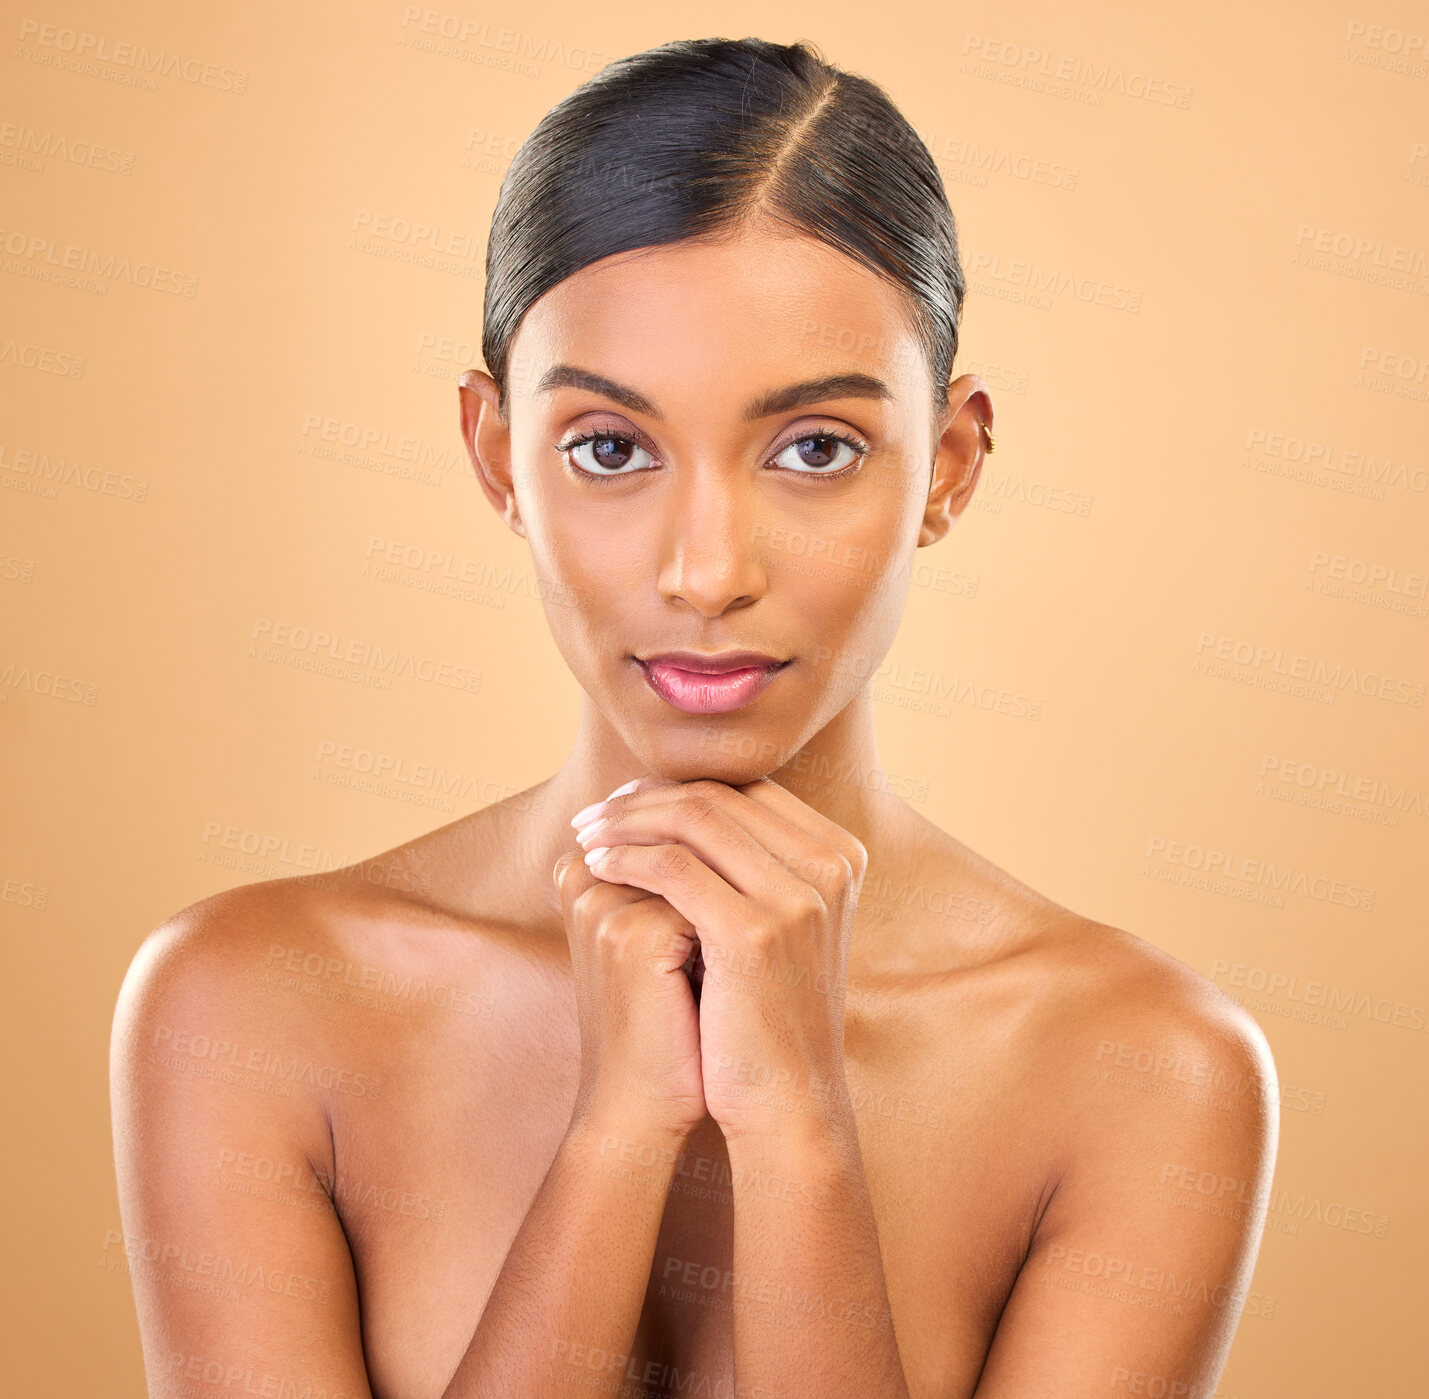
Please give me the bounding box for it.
[458,368,525,538]
[918,373,993,548]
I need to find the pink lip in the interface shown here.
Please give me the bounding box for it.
[638,658,790,715]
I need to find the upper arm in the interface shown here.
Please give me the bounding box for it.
[971,981,1279,1399]
[109,900,375,1398]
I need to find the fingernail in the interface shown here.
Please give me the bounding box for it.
[570,801,605,828]
[583,846,610,866]
[576,817,609,844]
[607,778,640,799]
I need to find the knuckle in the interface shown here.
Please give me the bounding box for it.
[593,896,681,960]
[590,895,641,943]
[627,898,686,937]
[572,879,633,927]
[790,881,827,922]
[570,883,606,924]
[789,852,824,883]
[673,790,719,826]
[651,843,692,881]
[555,852,588,895]
[592,916,627,953]
[743,918,780,954]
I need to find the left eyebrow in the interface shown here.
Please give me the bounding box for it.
[742,372,895,420]
[534,364,895,422]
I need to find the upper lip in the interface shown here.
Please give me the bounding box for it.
[638,649,789,674]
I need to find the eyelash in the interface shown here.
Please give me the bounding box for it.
[555,426,870,484]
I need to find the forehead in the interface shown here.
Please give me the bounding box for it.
[506,225,930,407]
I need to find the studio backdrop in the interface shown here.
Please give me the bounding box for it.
[2,2,1425,1394]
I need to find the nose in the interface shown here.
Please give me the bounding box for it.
[656,463,768,617]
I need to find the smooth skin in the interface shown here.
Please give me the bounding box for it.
[111,219,1278,1399]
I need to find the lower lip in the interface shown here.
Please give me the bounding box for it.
[638,659,789,714]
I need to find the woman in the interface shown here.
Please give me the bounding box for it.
[111,36,1277,1399]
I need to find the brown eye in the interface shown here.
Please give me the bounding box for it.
[772,433,864,475]
[588,437,635,470]
[564,434,656,479]
[795,435,841,468]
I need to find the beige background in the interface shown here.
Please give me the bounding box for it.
[3,0,1426,1392]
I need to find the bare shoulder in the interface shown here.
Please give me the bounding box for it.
[115,873,377,1025]
[910,852,1284,1384]
[108,879,405,1385]
[110,879,364,1161]
[902,816,1280,1160]
[1033,910,1278,1121]
[112,793,564,1137]
[917,814,1274,1077]
[993,894,1282,1212]
[113,839,499,1068]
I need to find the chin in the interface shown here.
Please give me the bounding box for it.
[625,722,796,787]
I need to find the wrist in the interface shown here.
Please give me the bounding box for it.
[708,1054,856,1145]
[717,1090,861,1163]
[565,1099,698,1164]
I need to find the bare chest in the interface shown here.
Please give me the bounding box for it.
[325,965,1050,1399]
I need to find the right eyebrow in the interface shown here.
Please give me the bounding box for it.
[535,365,662,418]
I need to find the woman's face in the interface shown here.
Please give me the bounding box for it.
[462,222,986,783]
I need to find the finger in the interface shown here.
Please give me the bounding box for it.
[735,776,869,880]
[585,779,851,903]
[582,788,815,903]
[585,840,749,943]
[554,845,657,932]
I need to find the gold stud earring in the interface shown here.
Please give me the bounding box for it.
[979,422,996,453]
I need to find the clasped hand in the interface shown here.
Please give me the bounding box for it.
[555,775,867,1146]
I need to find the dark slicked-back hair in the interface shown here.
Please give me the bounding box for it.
[481,36,965,424]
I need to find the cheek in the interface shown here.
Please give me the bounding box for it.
[524,508,648,667]
[770,492,915,601]
[817,501,921,651]
[519,470,627,589]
